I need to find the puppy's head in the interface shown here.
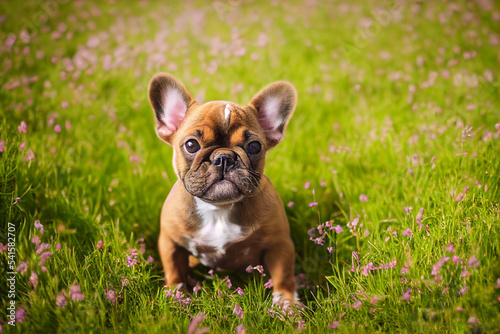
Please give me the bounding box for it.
[148,73,297,205]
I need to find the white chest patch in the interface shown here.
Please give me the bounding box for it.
[188,198,244,266]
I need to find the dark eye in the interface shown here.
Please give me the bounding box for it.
[247,141,261,155]
[185,139,200,153]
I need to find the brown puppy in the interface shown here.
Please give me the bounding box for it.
[148,73,297,303]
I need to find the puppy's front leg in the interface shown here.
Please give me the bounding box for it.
[264,240,297,303]
[158,231,189,288]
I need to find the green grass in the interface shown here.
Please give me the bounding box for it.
[1,0,500,332]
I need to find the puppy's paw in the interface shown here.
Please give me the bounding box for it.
[272,291,304,310]
[163,282,186,292]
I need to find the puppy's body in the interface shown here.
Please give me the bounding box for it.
[149,74,297,302]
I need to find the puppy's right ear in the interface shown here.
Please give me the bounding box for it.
[148,73,195,145]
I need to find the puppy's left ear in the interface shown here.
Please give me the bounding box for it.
[148,72,196,145]
[249,81,297,149]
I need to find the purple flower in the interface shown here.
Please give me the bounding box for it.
[15,307,26,323]
[36,243,51,255]
[236,324,246,334]
[222,276,232,288]
[452,255,461,265]
[56,291,67,307]
[17,262,28,274]
[105,290,116,303]
[233,303,244,319]
[56,243,62,250]
[0,140,5,152]
[304,181,311,189]
[32,235,40,247]
[234,287,244,296]
[287,201,294,208]
[97,240,103,250]
[467,316,480,324]
[34,220,44,234]
[457,286,468,296]
[147,255,155,263]
[70,284,85,301]
[467,255,479,267]
[297,320,305,331]
[29,271,38,289]
[362,262,375,276]
[359,194,368,203]
[445,242,456,253]
[193,283,201,293]
[54,124,61,133]
[121,279,129,286]
[404,206,413,213]
[329,321,340,329]
[264,279,273,289]
[308,202,319,208]
[331,225,343,234]
[352,300,362,309]
[39,251,53,266]
[13,197,21,205]
[401,288,411,301]
[127,256,139,267]
[416,207,424,229]
[187,313,208,334]
[402,229,413,237]
[18,121,27,133]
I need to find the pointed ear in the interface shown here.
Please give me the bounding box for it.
[249,81,297,149]
[148,73,195,145]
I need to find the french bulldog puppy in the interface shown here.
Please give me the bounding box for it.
[148,73,297,303]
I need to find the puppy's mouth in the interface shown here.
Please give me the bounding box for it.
[198,179,244,204]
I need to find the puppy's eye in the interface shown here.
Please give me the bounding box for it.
[185,139,200,153]
[247,141,262,155]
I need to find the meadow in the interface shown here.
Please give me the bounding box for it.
[1,0,499,332]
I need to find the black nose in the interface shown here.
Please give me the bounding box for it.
[213,153,236,174]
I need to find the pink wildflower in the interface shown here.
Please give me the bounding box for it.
[416,207,424,230]
[193,283,201,293]
[54,124,61,133]
[39,251,53,266]
[467,316,480,324]
[304,181,310,189]
[235,287,244,296]
[18,121,27,133]
[15,307,26,323]
[0,140,5,152]
[329,321,340,329]
[56,291,67,307]
[402,228,413,237]
[32,235,40,247]
[105,290,116,303]
[457,286,468,296]
[264,279,273,289]
[17,262,28,274]
[34,220,44,234]
[70,284,85,301]
[401,288,411,301]
[121,279,129,286]
[97,240,103,250]
[309,202,318,208]
[359,194,368,202]
[362,262,375,276]
[467,255,479,267]
[404,206,413,213]
[233,303,244,319]
[331,225,343,233]
[187,313,208,334]
[445,242,456,253]
[287,201,294,208]
[236,324,246,334]
[147,255,155,263]
[29,271,38,288]
[36,243,51,255]
[19,141,26,151]
[56,243,62,250]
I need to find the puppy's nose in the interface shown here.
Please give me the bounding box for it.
[213,153,236,174]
